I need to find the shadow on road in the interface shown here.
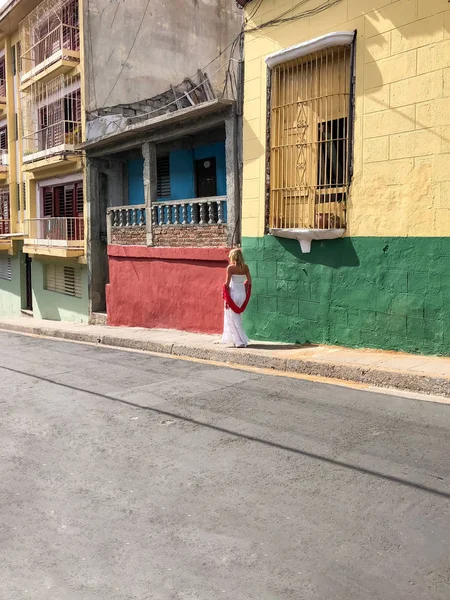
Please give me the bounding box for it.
[1,363,449,501]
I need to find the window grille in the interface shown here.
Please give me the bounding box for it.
[270,46,352,230]
[45,264,82,297]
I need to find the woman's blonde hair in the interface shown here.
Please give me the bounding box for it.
[229,248,245,270]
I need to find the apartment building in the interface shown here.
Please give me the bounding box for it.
[0,0,87,322]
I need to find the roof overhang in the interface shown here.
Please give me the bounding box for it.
[79,98,234,153]
[0,0,43,38]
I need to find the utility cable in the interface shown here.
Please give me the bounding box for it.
[101,0,151,109]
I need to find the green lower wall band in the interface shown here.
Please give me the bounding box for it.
[242,236,450,356]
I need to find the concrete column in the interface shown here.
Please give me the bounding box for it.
[225,110,240,247]
[142,142,157,246]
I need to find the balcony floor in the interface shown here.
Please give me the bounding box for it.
[23,242,84,259]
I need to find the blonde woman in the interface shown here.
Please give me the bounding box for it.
[222,248,252,348]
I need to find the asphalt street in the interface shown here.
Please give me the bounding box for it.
[0,331,449,600]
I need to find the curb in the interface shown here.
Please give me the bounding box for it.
[1,322,450,398]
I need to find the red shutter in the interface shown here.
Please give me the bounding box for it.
[63,185,75,217]
[0,127,7,150]
[75,183,83,217]
[43,187,54,216]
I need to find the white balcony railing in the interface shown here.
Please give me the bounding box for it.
[21,23,80,80]
[108,205,146,228]
[23,121,81,162]
[0,149,8,170]
[152,197,227,226]
[107,197,227,244]
[25,217,84,248]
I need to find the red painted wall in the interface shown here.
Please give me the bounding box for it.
[106,246,230,334]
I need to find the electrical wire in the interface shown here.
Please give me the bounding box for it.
[245,0,343,32]
[100,0,152,109]
[246,0,264,21]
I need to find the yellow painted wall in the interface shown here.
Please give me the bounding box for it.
[242,0,450,238]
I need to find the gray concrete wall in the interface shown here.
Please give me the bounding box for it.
[84,0,243,112]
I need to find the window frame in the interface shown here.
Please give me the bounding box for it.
[264,32,356,233]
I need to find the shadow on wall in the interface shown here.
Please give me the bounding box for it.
[277,236,360,268]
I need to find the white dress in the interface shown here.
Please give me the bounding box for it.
[222,274,249,348]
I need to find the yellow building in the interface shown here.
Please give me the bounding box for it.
[241,0,450,355]
[0,0,88,322]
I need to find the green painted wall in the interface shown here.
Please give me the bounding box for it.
[242,236,450,356]
[0,250,23,317]
[31,258,89,323]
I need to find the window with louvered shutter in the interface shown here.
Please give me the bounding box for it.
[43,187,53,216]
[157,155,171,198]
[42,182,83,217]
[0,256,11,281]
[0,127,7,150]
[22,182,26,211]
[45,264,82,297]
[76,183,83,216]
[0,188,9,234]
[64,186,75,217]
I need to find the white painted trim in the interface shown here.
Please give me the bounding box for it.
[265,31,355,69]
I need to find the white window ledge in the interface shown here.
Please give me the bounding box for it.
[270,228,345,253]
[265,31,355,69]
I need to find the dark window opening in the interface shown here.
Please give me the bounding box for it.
[157,154,171,198]
[195,157,217,198]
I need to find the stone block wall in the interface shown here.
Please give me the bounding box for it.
[243,235,450,356]
[153,225,228,247]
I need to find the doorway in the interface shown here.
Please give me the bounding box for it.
[25,254,33,311]
[195,157,217,197]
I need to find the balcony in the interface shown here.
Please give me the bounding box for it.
[0,150,8,179]
[107,197,228,247]
[24,216,84,257]
[0,220,11,251]
[20,23,80,89]
[23,121,82,164]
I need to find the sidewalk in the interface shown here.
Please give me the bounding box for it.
[1,316,450,397]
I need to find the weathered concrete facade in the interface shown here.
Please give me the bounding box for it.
[84,1,243,330]
[84,0,242,111]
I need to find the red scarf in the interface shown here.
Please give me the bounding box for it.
[222,283,252,314]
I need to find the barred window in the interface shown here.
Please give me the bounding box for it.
[0,255,11,280]
[45,264,82,297]
[270,45,352,231]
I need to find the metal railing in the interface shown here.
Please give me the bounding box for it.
[0,79,6,100]
[21,23,80,76]
[152,197,227,226]
[108,205,146,228]
[0,220,10,235]
[25,217,84,248]
[23,121,82,159]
